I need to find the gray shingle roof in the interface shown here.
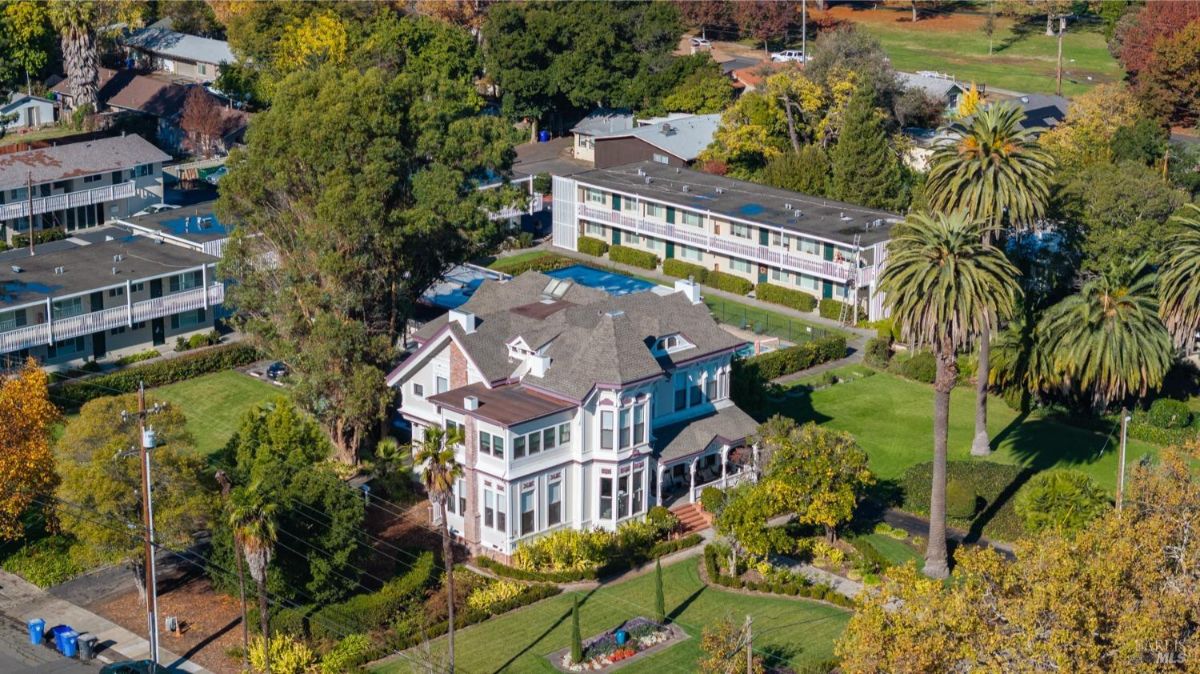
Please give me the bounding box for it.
[123,27,235,66]
[571,108,635,136]
[0,134,170,191]
[896,71,963,101]
[594,114,720,161]
[654,404,761,462]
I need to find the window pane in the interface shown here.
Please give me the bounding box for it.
[514,436,526,458]
[632,469,644,514]
[559,423,571,444]
[601,411,613,450]
[493,435,504,459]
[479,431,490,456]
[617,475,629,519]
[690,382,702,407]
[521,490,535,535]
[618,409,630,449]
[706,378,716,401]
[634,405,645,444]
[600,477,613,520]
[543,428,556,450]
[548,482,562,526]
[675,376,687,411]
[484,490,494,528]
[530,432,541,454]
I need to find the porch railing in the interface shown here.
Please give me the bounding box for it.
[0,181,137,221]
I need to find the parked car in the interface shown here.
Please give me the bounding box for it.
[690,37,711,49]
[132,203,180,217]
[204,165,228,185]
[266,361,289,380]
[770,50,808,63]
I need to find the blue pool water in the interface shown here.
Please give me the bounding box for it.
[427,277,485,309]
[545,265,656,296]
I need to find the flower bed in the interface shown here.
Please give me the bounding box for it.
[554,617,685,672]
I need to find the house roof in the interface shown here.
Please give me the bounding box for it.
[574,161,900,246]
[2,92,54,113]
[571,108,636,136]
[53,68,188,119]
[428,382,576,427]
[0,226,216,307]
[718,56,761,76]
[593,114,720,161]
[0,134,170,191]
[398,271,745,401]
[654,404,760,462]
[123,27,234,66]
[896,71,963,100]
[1011,94,1068,131]
[731,61,800,90]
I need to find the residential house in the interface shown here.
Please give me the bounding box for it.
[552,161,900,321]
[591,114,720,169]
[0,134,169,244]
[387,272,760,560]
[897,71,966,116]
[1011,93,1068,133]
[571,109,636,164]
[122,25,234,83]
[1,93,56,130]
[0,225,224,369]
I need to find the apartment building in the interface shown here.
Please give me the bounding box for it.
[552,162,901,321]
[0,225,223,370]
[386,272,760,560]
[0,134,169,245]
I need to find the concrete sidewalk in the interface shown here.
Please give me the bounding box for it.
[0,570,212,673]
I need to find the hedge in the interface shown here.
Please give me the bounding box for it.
[308,550,437,640]
[577,236,609,257]
[384,583,562,653]
[492,253,573,276]
[647,533,703,558]
[701,546,854,608]
[662,259,708,283]
[706,270,753,296]
[54,343,260,409]
[745,335,847,381]
[755,283,817,312]
[899,461,1026,542]
[818,298,862,322]
[608,245,659,270]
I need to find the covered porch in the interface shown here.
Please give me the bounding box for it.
[651,404,761,508]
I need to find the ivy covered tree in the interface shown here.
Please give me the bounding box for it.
[830,84,905,210]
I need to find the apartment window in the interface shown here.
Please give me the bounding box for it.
[632,466,645,515]
[496,489,507,531]
[198,63,208,75]
[706,377,717,401]
[131,282,145,293]
[633,405,645,445]
[679,245,702,262]
[646,203,665,219]
[479,431,491,456]
[617,473,630,519]
[599,477,613,520]
[731,223,751,239]
[169,270,202,293]
[51,297,83,320]
[730,258,751,273]
[0,309,27,331]
[484,489,495,529]
[644,237,662,251]
[492,435,505,459]
[559,423,571,445]
[446,419,461,433]
[800,238,820,256]
[413,383,424,398]
[110,326,126,336]
[83,174,102,183]
[170,308,206,330]
[52,336,85,356]
[136,164,153,177]
[514,435,526,458]
[446,482,457,515]
[520,486,536,536]
[543,427,557,451]
[796,274,819,291]
[618,409,630,449]
[457,478,466,515]
[600,411,614,450]
[625,232,642,247]
[586,222,605,237]
[652,152,669,164]
[771,268,789,283]
[435,376,448,394]
[622,197,638,212]
[586,188,605,205]
[132,321,147,330]
[681,211,703,227]
[547,480,562,527]
[771,231,787,247]
[108,287,125,298]
[719,369,729,399]
[674,374,687,412]
[529,430,541,455]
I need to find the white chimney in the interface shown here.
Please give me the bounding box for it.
[464,395,479,411]
[529,355,550,378]
[674,277,702,305]
[449,309,477,334]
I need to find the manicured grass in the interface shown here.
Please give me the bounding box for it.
[705,294,845,345]
[487,249,553,273]
[855,533,921,568]
[148,370,283,456]
[767,369,1155,492]
[816,7,1121,96]
[373,559,849,674]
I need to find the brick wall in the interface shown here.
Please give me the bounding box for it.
[463,415,481,552]
[449,341,468,390]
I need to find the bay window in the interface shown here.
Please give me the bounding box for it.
[633,405,645,445]
[618,409,630,449]
[543,427,557,451]
[559,423,571,445]
[529,430,541,455]
[514,435,526,458]
[632,466,645,515]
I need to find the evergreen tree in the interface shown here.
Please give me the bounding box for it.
[654,558,666,624]
[571,595,583,664]
[762,145,831,197]
[830,85,904,210]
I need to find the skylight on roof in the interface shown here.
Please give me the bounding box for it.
[542,277,572,300]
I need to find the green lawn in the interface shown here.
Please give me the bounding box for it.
[854,533,922,568]
[704,294,844,345]
[768,370,1155,492]
[374,560,849,674]
[822,7,1121,96]
[487,250,552,273]
[148,370,282,456]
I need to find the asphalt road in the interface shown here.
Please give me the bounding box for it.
[0,613,95,672]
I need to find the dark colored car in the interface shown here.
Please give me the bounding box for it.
[266,361,289,380]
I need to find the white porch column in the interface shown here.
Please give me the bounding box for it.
[125,279,133,327]
[721,444,729,488]
[201,265,208,309]
[655,464,666,507]
[689,459,698,503]
[44,297,53,343]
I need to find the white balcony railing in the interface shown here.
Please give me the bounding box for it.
[0,181,137,221]
[689,467,757,504]
[578,204,863,284]
[0,283,224,355]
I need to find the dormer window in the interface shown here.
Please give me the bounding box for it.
[654,333,693,355]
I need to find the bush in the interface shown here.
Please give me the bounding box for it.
[645,506,678,535]
[608,245,658,269]
[755,283,817,312]
[114,349,160,366]
[385,583,561,653]
[849,537,890,574]
[0,536,86,588]
[706,269,753,295]
[511,528,612,573]
[1148,398,1192,429]
[1014,469,1110,534]
[493,253,573,275]
[175,330,221,353]
[662,259,708,283]
[467,579,526,615]
[320,634,372,674]
[533,172,552,194]
[819,298,861,322]
[577,236,609,257]
[308,550,436,641]
[747,335,847,380]
[699,486,726,513]
[864,337,891,368]
[648,533,703,558]
[901,351,937,384]
[899,461,1026,541]
[945,479,978,519]
[53,343,259,409]
[473,555,598,583]
[249,635,317,674]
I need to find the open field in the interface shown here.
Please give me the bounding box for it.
[373,559,849,673]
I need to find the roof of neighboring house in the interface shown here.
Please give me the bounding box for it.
[896,71,964,100]
[571,108,636,136]
[718,56,762,76]
[0,226,217,307]
[2,92,54,113]
[574,161,900,246]
[593,114,720,162]
[123,27,234,66]
[731,61,800,90]
[428,381,576,427]
[0,134,170,191]
[1011,93,1068,131]
[654,404,761,462]
[53,68,189,119]
[399,271,745,400]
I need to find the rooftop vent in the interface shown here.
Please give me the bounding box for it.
[784,203,792,210]
[112,266,118,275]
[794,209,803,218]
[840,212,853,221]
[464,395,479,411]
[636,168,646,176]
[104,235,115,242]
[10,265,22,273]
[605,309,626,318]
[682,185,690,193]
[661,123,675,135]
[644,177,652,184]
[449,308,477,334]
[112,254,123,263]
[53,266,65,275]
[715,187,724,194]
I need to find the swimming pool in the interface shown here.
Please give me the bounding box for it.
[544,265,656,296]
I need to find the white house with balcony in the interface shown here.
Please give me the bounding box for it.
[552,162,901,321]
[386,272,761,561]
[0,134,169,245]
[0,225,223,369]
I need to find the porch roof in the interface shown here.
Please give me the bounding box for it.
[428,381,576,428]
[653,404,759,463]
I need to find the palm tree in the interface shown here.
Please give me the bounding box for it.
[413,426,465,673]
[925,103,1054,457]
[1040,257,1172,410]
[215,471,249,672]
[1159,205,1200,352]
[47,2,100,113]
[877,211,1020,578]
[230,485,278,674]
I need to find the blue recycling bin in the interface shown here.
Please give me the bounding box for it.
[61,630,79,658]
[615,629,628,646]
[538,130,551,143]
[27,618,45,645]
[49,625,72,653]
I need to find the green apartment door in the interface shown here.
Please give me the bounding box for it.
[612,229,621,245]
[665,242,674,259]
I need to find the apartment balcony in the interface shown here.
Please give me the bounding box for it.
[578,204,863,284]
[0,283,224,354]
[0,181,137,221]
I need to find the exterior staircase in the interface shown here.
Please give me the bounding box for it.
[670,502,711,534]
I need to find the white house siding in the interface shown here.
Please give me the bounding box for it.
[551,176,578,250]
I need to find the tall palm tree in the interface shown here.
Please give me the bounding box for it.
[215,472,249,672]
[47,1,99,113]
[230,485,278,674]
[413,426,464,673]
[1159,204,1200,351]
[926,103,1054,457]
[877,211,1020,578]
[1040,257,1172,410]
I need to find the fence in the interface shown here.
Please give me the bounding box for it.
[704,295,840,345]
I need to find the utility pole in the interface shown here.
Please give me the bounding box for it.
[120,383,163,666]
[801,0,807,61]
[27,171,34,256]
[1116,408,1131,513]
[744,615,753,673]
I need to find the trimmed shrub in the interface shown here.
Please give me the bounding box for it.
[818,298,861,322]
[864,337,891,368]
[467,579,526,615]
[901,351,937,384]
[699,486,726,513]
[662,259,708,283]
[0,535,86,588]
[755,283,817,312]
[114,349,160,366]
[320,634,372,674]
[473,555,598,583]
[577,236,609,257]
[1014,469,1110,534]
[645,506,678,535]
[748,335,847,380]
[1148,398,1192,429]
[648,533,703,558]
[899,461,1026,542]
[532,172,552,194]
[54,343,260,409]
[706,269,753,295]
[308,550,436,640]
[945,479,978,519]
[249,635,316,674]
[608,245,658,270]
[492,253,573,275]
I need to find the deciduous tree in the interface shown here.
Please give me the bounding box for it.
[1117,0,1200,76]
[274,11,348,73]
[1,1,53,94]
[1040,82,1149,172]
[699,91,788,178]
[733,0,794,57]
[0,360,58,541]
[761,144,830,196]
[180,86,225,158]
[661,64,734,115]
[1132,19,1200,127]
[675,0,728,41]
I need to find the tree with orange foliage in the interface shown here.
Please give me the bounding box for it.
[0,360,59,540]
